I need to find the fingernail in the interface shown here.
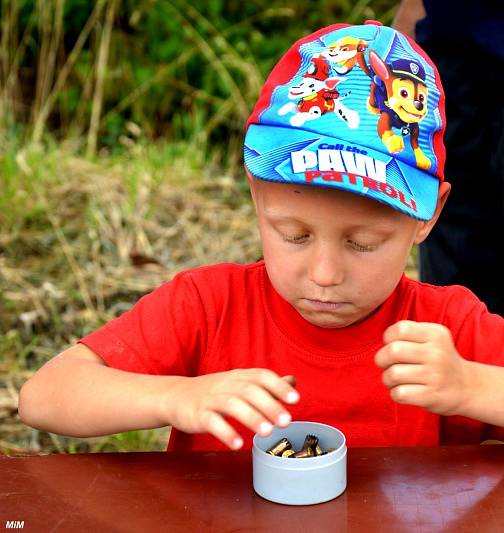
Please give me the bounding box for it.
[259,421,273,435]
[277,413,291,426]
[232,437,243,450]
[286,391,300,404]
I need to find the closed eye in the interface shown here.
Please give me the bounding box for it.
[283,234,309,244]
[347,239,376,252]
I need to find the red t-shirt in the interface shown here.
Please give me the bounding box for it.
[79,261,504,451]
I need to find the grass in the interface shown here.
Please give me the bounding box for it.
[0,1,398,153]
[0,0,404,454]
[0,137,261,455]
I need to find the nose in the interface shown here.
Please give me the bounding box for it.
[308,242,345,288]
[414,100,424,111]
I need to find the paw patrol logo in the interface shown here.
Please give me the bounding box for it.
[290,148,417,213]
[290,148,386,182]
[410,62,419,75]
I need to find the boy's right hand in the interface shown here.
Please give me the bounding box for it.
[163,369,299,450]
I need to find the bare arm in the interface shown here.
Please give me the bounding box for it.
[18,344,182,437]
[392,0,426,39]
[459,361,504,427]
[18,344,299,448]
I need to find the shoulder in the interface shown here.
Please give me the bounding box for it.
[398,277,504,349]
[166,261,266,306]
[175,261,265,287]
[400,276,485,317]
[401,276,481,302]
[398,276,504,346]
[134,261,265,316]
[168,261,266,334]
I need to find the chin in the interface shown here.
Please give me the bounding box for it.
[300,310,361,329]
[298,302,380,328]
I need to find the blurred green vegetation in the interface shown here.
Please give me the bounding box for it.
[0,138,261,454]
[1,0,397,158]
[0,0,400,454]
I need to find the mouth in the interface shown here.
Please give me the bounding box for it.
[304,299,349,312]
[399,106,424,120]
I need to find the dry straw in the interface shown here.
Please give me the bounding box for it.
[0,143,261,454]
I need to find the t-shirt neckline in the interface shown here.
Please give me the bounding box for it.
[259,262,407,358]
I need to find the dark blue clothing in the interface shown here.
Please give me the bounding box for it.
[415,8,504,316]
[416,0,504,59]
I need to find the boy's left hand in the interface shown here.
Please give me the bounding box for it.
[375,320,471,416]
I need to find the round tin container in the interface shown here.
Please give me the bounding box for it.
[252,421,347,505]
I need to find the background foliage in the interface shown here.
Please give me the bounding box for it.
[0,0,398,454]
[1,0,396,156]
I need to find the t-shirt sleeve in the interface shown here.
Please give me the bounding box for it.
[440,287,504,443]
[78,271,209,376]
[446,287,504,364]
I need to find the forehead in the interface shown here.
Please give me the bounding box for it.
[253,177,406,223]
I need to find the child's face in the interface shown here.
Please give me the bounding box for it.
[250,176,443,328]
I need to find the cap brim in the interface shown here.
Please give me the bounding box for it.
[244,124,439,221]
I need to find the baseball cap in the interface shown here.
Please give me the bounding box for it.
[244,20,446,221]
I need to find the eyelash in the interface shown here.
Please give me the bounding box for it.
[282,234,309,244]
[281,235,375,252]
[347,240,375,252]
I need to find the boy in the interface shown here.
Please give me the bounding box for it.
[19,21,504,452]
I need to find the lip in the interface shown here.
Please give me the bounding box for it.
[304,299,348,312]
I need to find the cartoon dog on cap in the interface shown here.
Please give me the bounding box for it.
[319,36,370,76]
[278,57,360,128]
[367,50,431,170]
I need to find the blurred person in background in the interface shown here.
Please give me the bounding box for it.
[394,0,504,316]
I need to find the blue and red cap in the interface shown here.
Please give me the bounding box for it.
[244,21,446,220]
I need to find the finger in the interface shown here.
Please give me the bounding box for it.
[375,340,428,369]
[238,382,292,427]
[383,320,449,344]
[200,410,244,450]
[282,375,297,388]
[389,383,431,408]
[381,363,427,389]
[246,369,300,404]
[213,394,276,437]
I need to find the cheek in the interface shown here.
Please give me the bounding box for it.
[348,265,401,315]
[264,242,300,276]
[261,233,303,296]
[350,244,411,298]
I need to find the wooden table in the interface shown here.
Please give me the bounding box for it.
[2,445,504,532]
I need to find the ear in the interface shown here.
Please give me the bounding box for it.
[369,50,390,82]
[414,181,451,244]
